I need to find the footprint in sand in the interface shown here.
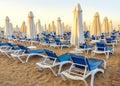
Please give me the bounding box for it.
[37,71,52,83]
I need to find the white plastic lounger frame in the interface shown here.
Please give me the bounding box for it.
[61,60,106,86]
[36,56,71,76]
[11,50,45,63]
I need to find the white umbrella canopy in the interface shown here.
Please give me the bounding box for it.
[4,16,11,38]
[70,3,85,47]
[56,17,63,36]
[36,19,42,35]
[91,12,101,36]
[27,11,36,39]
[109,20,113,33]
[102,16,109,33]
[9,23,14,36]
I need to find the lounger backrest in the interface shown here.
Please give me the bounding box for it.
[12,35,16,39]
[54,38,61,45]
[101,34,104,39]
[91,35,95,40]
[18,44,30,53]
[96,42,106,51]
[44,49,60,61]
[44,38,50,43]
[0,42,8,46]
[106,38,112,43]
[111,35,116,40]
[7,43,16,49]
[79,43,87,48]
[69,54,88,68]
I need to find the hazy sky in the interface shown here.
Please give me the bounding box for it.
[0,0,120,27]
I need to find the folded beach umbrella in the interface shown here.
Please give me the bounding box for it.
[83,21,88,31]
[44,24,47,32]
[56,17,63,36]
[48,23,52,32]
[65,24,71,32]
[20,21,27,33]
[14,25,20,33]
[4,16,12,38]
[52,21,56,32]
[36,19,42,35]
[109,20,113,33]
[90,12,101,36]
[62,22,65,33]
[102,16,109,33]
[70,3,85,47]
[9,23,14,37]
[116,25,120,31]
[27,11,36,39]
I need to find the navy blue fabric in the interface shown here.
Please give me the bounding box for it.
[44,49,70,62]
[70,54,87,66]
[87,58,104,71]
[101,34,104,39]
[106,38,112,43]
[54,38,69,45]
[92,35,95,40]
[111,35,116,40]
[54,38,61,45]
[58,53,70,62]
[27,49,45,54]
[80,43,92,49]
[96,42,106,51]
[7,43,19,49]
[0,42,9,46]
[17,44,30,53]
[69,54,104,71]
[80,43,87,48]
[18,44,44,54]
[106,47,112,51]
[44,49,58,60]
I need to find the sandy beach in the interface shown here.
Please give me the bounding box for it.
[0,39,119,86]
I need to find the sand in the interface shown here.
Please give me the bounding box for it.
[0,39,120,86]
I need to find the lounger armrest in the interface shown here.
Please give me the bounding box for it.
[68,63,88,77]
[43,56,57,65]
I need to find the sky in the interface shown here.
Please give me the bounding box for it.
[0,0,120,28]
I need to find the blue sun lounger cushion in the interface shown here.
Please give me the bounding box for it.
[18,44,45,54]
[69,54,104,71]
[44,49,70,62]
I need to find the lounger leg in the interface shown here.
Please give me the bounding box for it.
[91,51,95,56]
[106,52,109,59]
[58,64,62,75]
[87,50,89,54]
[83,80,88,86]
[26,55,30,62]
[4,52,12,59]
[17,56,25,63]
[91,73,95,86]
[103,60,107,69]
[61,73,67,81]
[50,67,57,76]
[61,46,63,50]
[90,69,104,86]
